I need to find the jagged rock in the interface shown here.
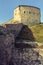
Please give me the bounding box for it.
[0,24,43,65]
[0,33,15,65]
[0,35,42,65]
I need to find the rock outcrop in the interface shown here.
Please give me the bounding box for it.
[0,23,43,65]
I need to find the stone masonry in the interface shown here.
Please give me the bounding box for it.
[2,5,41,25]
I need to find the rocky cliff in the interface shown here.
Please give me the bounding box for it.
[0,23,43,65]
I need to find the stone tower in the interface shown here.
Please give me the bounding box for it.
[14,5,41,25]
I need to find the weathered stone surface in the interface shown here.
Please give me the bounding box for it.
[0,37,43,65]
[0,24,43,65]
[0,33,15,65]
[12,47,42,65]
[14,5,40,25]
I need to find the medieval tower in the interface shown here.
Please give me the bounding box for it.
[14,5,40,25]
[2,5,41,25]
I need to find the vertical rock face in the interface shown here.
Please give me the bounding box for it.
[0,33,13,65]
[16,25,35,41]
[0,36,42,65]
[0,24,43,65]
[0,35,8,65]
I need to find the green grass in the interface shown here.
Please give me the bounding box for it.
[29,24,43,43]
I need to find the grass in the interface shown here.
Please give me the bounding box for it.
[29,24,43,43]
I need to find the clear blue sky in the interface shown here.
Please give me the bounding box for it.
[0,0,43,24]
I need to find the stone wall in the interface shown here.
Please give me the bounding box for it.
[14,7,21,23]
[14,5,40,25]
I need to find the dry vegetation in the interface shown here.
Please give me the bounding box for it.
[29,24,43,43]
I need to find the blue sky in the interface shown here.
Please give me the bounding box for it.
[0,0,43,24]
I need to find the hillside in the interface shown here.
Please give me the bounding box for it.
[0,22,43,43]
[29,24,43,43]
[0,23,43,65]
